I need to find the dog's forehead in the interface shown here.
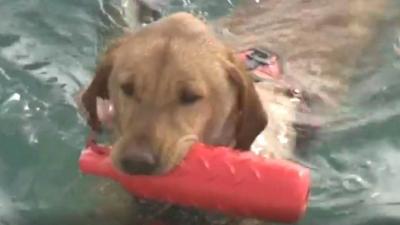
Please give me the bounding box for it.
[114,31,226,78]
[115,13,223,59]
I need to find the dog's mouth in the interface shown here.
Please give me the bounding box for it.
[154,134,199,174]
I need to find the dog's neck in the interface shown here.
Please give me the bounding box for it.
[203,108,239,149]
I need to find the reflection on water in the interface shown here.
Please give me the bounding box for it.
[0,0,399,225]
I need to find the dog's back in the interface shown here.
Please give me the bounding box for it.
[216,0,389,159]
[220,0,388,100]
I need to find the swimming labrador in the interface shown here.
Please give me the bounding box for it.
[80,0,390,174]
[77,0,389,223]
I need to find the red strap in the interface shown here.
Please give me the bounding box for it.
[236,48,282,80]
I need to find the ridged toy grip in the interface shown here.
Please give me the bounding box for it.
[79,143,310,223]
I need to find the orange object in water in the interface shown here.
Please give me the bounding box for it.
[79,142,310,223]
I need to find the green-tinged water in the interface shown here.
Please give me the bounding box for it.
[0,0,399,225]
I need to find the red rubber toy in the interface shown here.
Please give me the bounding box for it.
[79,142,310,223]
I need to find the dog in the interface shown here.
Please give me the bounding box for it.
[76,0,389,224]
[80,13,269,175]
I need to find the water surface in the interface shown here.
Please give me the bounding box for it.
[0,0,399,224]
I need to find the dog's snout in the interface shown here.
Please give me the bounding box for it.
[120,150,157,175]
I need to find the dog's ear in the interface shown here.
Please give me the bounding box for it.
[223,50,268,150]
[81,37,126,131]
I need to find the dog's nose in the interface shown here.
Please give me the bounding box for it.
[120,151,156,175]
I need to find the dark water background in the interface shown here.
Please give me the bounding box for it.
[0,0,399,224]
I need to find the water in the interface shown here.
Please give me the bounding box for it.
[0,0,399,224]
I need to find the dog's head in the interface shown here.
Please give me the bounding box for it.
[81,13,267,175]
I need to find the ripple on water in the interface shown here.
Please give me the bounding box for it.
[0,34,21,47]
[342,174,370,192]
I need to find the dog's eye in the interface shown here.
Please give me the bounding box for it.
[120,83,134,97]
[179,89,202,105]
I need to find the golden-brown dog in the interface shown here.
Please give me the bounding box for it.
[80,13,267,175]
[80,0,389,175]
[77,1,390,223]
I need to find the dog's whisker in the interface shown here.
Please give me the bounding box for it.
[176,134,199,146]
